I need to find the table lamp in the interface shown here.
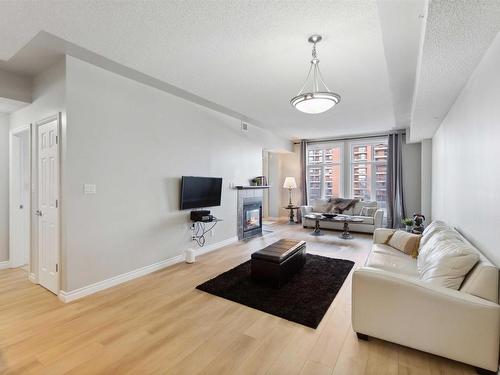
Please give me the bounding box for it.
[283,177,297,208]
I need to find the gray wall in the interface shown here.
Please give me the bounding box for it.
[432,32,500,266]
[402,139,422,219]
[420,138,432,220]
[63,56,290,291]
[0,114,9,262]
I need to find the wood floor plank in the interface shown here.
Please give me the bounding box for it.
[0,222,477,374]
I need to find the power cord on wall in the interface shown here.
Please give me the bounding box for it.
[190,220,218,247]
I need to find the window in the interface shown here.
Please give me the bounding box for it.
[350,141,388,209]
[306,143,343,200]
[305,138,388,209]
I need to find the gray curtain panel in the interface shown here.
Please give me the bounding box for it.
[386,132,406,228]
[298,140,308,223]
[300,140,308,205]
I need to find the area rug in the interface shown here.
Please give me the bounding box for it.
[196,254,354,328]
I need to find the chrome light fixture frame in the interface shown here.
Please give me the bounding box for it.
[291,35,341,114]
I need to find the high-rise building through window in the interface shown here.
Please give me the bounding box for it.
[305,138,388,210]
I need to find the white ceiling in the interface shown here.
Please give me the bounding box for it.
[0,1,498,141]
[410,0,500,141]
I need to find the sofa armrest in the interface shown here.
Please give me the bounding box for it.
[373,228,395,244]
[352,267,500,371]
[373,209,384,229]
[300,206,312,217]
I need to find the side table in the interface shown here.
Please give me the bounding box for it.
[283,206,300,224]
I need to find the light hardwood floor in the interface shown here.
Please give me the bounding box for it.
[0,223,476,374]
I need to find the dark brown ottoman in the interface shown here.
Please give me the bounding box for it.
[251,239,306,287]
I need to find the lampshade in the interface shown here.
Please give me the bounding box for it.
[283,177,297,189]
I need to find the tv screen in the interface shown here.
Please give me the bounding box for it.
[180,176,223,210]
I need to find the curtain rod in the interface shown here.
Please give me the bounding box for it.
[292,130,406,145]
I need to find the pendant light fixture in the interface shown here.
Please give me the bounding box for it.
[290,35,341,114]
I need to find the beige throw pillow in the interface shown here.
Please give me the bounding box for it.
[387,230,421,258]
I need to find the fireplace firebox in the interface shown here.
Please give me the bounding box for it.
[242,202,262,239]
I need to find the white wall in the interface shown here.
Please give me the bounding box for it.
[432,32,500,266]
[278,144,302,217]
[9,58,66,276]
[0,114,9,262]
[64,56,290,291]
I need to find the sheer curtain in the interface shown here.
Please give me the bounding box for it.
[386,132,406,228]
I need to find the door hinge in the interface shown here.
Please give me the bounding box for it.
[56,264,58,272]
[56,135,58,144]
[55,199,58,208]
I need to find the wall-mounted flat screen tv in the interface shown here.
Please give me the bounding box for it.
[180,176,223,210]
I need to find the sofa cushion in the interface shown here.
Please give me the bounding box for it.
[417,236,479,290]
[311,198,331,213]
[352,200,377,216]
[352,216,374,225]
[420,220,449,248]
[387,230,421,258]
[360,206,378,217]
[418,229,462,271]
[366,244,418,276]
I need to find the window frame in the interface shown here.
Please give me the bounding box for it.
[305,137,388,207]
[306,142,344,201]
[347,138,388,207]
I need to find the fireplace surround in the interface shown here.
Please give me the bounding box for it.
[237,188,265,240]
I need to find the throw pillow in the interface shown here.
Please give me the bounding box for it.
[417,237,479,290]
[360,207,377,217]
[387,230,421,258]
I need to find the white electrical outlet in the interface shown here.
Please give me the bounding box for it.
[84,184,97,194]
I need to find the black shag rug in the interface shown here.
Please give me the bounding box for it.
[196,254,354,328]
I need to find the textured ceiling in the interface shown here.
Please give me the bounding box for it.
[0,0,403,140]
[410,0,500,141]
[1,1,497,141]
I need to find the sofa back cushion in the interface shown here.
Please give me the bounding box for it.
[311,198,331,213]
[419,220,449,248]
[417,231,479,290]
[352,200,377,216]
[458,234,499,303]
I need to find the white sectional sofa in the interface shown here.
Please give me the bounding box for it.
[352,222,500,373]
[300,199,384,234]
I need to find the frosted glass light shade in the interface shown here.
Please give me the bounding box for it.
[283,177,297,189]
[291,92,340,114]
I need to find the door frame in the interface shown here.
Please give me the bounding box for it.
[9,125,31,270]
[35,113,62,295]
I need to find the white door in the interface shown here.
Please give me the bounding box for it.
[37,118,59,294]
[9,132,30,268]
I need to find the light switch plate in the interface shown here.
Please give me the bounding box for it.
[84,184,97,194]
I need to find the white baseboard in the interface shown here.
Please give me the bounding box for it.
[29,273,38,283]
[58,236,238,303]
[0,261,10,270]
[59,254,185,303]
